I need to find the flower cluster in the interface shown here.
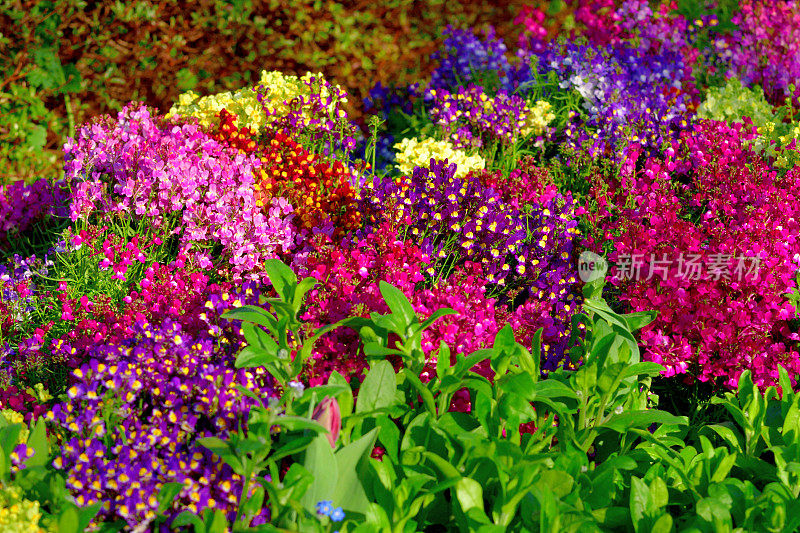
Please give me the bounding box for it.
[393,137,485,178]
[48,316,273,528]
[64,103,296,281]
[717,0,800,105]
[69,227,151,283]
[0,386,49,421]
[293,223,430,385]
[527,38,694,156]
[210,108,259,153]
[428,85,555,148]
[590,121,800,387]
[363,82,417,122]
[294,225,520,384]
[362,158,579,294]
[697,77,776,130]
[429,25,512,93]
[168,70,331,131]
[568,0,692,56]
[0,178,67,249]
[316,500,345,522]
[0,486,46,533]
[265,73,358,155]
[255,134,361,235]
[415,262,502,379]
[0,253,50,339]
[475,157,558,211]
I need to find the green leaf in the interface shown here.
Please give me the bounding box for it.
[25,417,48,468]
[603,410,687,433]
[649,477,669,510]
[270,435,315,463]
[522,327,543,379]
[235,346,282,369]
[531,379,579,401]
[61,63,82,93]
[356,360,397,413]
[534,470,574,499]
[455,477,484,512]
[157,482,184,514]
[363,343,404,358]
[328,371,354,418]
[436,341,452,380]
[375,415,400,462]
[422,450,461,480]
[651,514,673,533]
[242,322,280,354]
[704,424,744,454]
[630,476,648,532]
[403,369,437,416]
[302,434,338,513]
[272,416,329,434]
[498,393,536,422]
[293,276,319,313]
[621,362,666,379]
[454,349,494,377]
[235,385,264,404]
[0,424,22,459]
[379,281,416,329]
[419,308,458,332]
[222,305,278,332]
[620,310,657,332]
[58,502,102,533]
[496,371,537,400]
[58,506,81,533]
[171,510,206,532]
[197,437,243,474]
[335,428,379,514]
[263,258,298,303]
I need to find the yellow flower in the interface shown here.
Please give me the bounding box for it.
[519,100,556,138]
[0,487,45,533]
[393,137,485,179]
[169,70,345,134]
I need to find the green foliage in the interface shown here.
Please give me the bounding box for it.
[0,0,527,182]
[128,258,800,531]
[697,77,776,128]
[0,0,84,182]
[0,413,100,530]
[226,258,360,385]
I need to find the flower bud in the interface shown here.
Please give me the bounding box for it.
[312,396,341,448]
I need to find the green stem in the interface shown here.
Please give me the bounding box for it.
[235,458,252,525]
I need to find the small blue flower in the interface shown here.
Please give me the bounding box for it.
[316,500,333,516]
[330,507,345,522]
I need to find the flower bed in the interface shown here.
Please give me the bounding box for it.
[3,1,800,531]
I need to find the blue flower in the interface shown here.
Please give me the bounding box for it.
[316,500,334,516]
[330,507,345,522]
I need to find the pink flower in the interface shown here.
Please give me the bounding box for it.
[311,397,341,448]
